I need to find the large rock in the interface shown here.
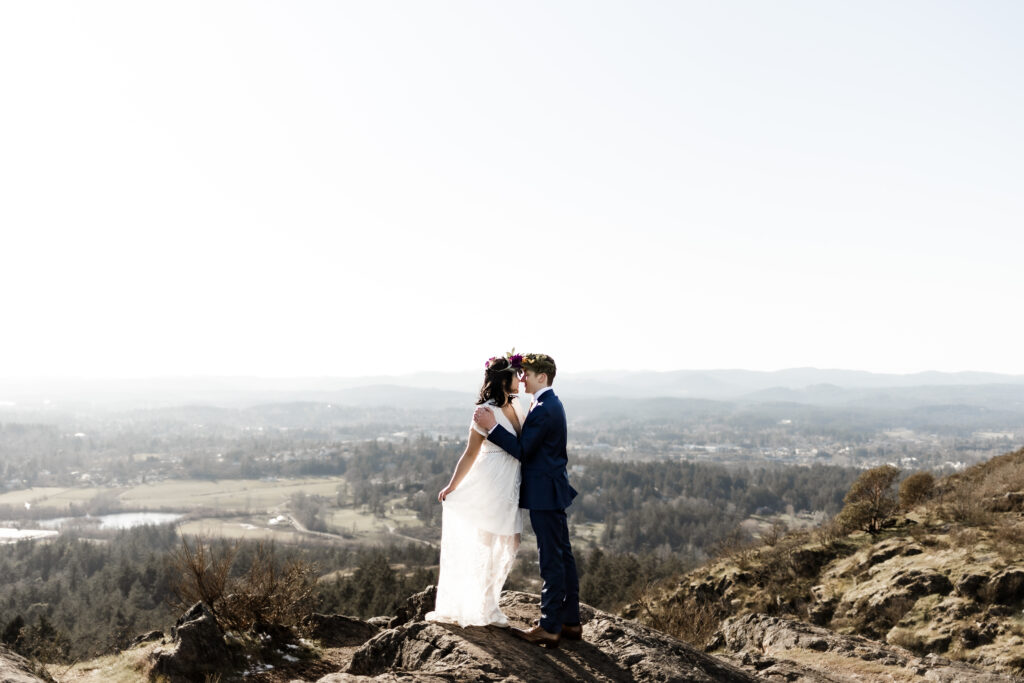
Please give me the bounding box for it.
[833,566,953,634]
[387,585,436,627]
[324,590,757,682]
[0,645,51,683]
[864,538,925,569]
[710,613,1018,682]
[985,568,1024,605]
[149,602,232,682]
[303,614,380,647]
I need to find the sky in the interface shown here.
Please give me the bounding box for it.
[1,1,1022,378]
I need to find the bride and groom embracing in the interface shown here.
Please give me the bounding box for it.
[425,351,581,648]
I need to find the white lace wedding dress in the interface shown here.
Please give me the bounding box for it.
[426,396,525,627]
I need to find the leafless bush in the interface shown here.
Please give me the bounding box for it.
[169,535,237,618]
[169,536,318,632]
[949,526,980,549]
[219,544,319,632]
[993,521,1024,561]
[761,519,787,547]
[814,520,844,548]
[888,627,927,652]
[711,526,756,569]
[941,484,994,527]
[637,592,725,648]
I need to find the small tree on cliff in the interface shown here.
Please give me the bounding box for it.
[836,465,900,534]
[898,471,935,509]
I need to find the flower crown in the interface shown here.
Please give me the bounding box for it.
[485,348,524,371]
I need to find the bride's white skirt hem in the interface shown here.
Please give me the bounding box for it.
[423,611,510,629]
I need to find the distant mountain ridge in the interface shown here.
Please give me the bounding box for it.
[3,368,1024,411]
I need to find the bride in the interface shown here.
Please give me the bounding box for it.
[426,351,526,627]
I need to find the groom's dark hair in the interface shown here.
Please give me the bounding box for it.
[525,354,556,385]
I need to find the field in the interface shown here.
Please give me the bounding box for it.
[0,477,435,548]
[0,477,350,513]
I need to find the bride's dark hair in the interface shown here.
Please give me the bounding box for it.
[477,357,516,407]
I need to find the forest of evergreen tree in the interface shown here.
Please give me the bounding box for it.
[0,453,861,664]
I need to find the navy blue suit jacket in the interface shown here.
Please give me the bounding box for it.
[487,389,577,510]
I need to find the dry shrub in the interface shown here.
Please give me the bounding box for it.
[761,519,787,547]
[711,526,756,570]
[170,537,318,632]
[899,471,935,510]
[993,521,1024,561]
[637,592,726,648]
[750,534,819,617]
[942,447,1024,502]
[814,520,844,548]
[941,483,994,527]
[169,535,236,614]
[888,627,927,652]
[949,526,981,549]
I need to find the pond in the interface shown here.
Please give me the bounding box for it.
[37,512,185,530]
[0,528,59,544]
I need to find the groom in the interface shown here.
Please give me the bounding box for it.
[473,353,581,648]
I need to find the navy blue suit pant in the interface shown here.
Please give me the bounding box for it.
[529,508,580,633]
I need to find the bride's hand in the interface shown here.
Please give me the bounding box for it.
[438,484,455,502]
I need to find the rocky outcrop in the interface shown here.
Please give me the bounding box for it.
[127,629,164,648]
[387,584,437,627]
[989,491,1024,512]
[303,613,381,647]
[710,613,1019,682]
[149,602,232,682]
[321,590,757,682]
[0,645,51,683]
[986,568,1024,604]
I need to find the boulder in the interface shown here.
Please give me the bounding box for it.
[960,620,1000,648]
[889,568,953,597]
[865,538,925,569]
[956,571,989,599]
[835,567,954,632]
[387,585,436,627]
[985,568,1024,605]
[333,590,757,682]
[127,629,164,648]
[303,614,380,647]
[710,613,1017,682]
[0,645,50,683]
[149,602,232,682]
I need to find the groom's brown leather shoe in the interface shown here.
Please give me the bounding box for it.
[514,624,561,648]
[533,619,582,641]
[561,624,583,641]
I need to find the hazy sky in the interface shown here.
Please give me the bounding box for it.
[2,2,1022,378]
